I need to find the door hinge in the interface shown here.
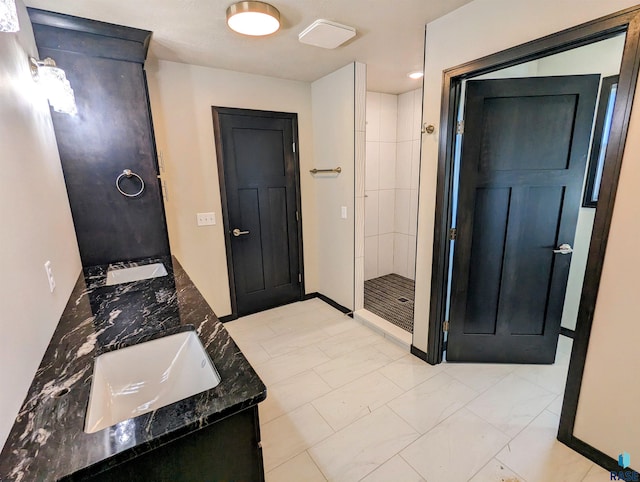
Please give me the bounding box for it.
[298,273,302,283]
[449,228,457,241]
[456,120,465,135]
[443,320,450,332]
[292,142,296,153]
[296,210,299,221]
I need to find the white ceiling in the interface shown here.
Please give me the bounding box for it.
[24,0,474,94]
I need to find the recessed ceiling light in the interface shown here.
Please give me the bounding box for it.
[408,71,424,80]
[226,1,280,36]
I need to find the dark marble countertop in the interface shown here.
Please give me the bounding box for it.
[0,256,266,481]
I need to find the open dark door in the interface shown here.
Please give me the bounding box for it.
[213,108,303,317]
[447,75,599,363]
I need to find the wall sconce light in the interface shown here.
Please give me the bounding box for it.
[0,0,20,32]
[29,56,78,116]
[226,1,280,36]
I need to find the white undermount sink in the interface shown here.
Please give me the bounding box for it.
[84,331,221,434]
[105,262,168,286]
[107,263,167,286]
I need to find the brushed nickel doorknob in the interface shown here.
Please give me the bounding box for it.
[233,228,250,237]
[553,243,573,255]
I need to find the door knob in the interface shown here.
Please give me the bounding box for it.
[232,228,250,237]
[553,243,573,255]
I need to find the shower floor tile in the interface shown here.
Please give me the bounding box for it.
[364,274,415,333]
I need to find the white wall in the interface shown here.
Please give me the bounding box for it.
[146,60,318,316]
[573,90,640,459]
[0,0,82,449]
[416,0,640,465]
[312,63,357,310]
[365,89,421,282]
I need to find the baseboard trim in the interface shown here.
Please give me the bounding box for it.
[560,327,575,339]
[307,292,352,315]
[410,345,428,362]
[558,434,636,474]
[222,294,350,322]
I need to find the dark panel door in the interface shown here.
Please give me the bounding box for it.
[213,108,302,317]
[37,45,170,266]
[447,75,599,363]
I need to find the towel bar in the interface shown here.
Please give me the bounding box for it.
[310,167,342,174]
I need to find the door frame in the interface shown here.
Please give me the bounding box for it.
[212,107,305,320]
[426,4,640,467]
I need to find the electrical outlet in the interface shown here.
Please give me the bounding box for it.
[44,260,56,293]
[197,212,216,226]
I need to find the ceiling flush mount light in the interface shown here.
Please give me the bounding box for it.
[408,71,424,80]
[298,19,356,49]
[0,0,20,32]
[226,1,280,36]
[29,57,78,116]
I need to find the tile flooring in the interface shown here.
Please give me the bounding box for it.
[225,299,598,482]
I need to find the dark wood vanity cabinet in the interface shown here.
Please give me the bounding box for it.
[71,406,265,482]
[28,9,170,267]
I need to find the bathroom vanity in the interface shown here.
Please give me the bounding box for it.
[0,257,266,481]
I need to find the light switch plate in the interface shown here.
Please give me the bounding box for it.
[197,212,216,226]
[341,206,348,219]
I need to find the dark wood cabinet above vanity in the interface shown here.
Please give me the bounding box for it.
[28,9,170,267]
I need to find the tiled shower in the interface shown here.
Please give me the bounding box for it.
[364,89,422,332]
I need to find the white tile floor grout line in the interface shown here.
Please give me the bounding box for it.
[228,300,595,482]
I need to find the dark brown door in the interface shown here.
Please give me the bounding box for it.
[213,108,303,317]
[447,75,599,363]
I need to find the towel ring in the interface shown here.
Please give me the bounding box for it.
[116,169,145,198]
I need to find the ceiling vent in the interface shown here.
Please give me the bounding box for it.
[298,19,356,49]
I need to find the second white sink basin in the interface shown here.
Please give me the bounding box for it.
[85,331,221,434]
[105,263,168,286]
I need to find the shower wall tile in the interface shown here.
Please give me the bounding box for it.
[379,143,396,190]
[366,92,381,141]
[365,142,380,191]
[395,189,411,235]
[380,94,398,143]
[378,233,395,276]
[396,141,412,190]
[394,233,409,278]
[397,91,414,142]
[378,190,395,235]
[365,191,379,237]
[365,236,379,281]
[364,89,422,284]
